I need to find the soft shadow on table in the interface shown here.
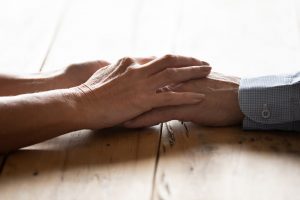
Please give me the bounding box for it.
[1,122,300,179]
[160,122,300,159]
[0,126,160,179]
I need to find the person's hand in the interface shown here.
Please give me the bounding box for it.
[124,72,245,128]
[70,55,211,129]
[52,57,156,88]
[59,60,110,87]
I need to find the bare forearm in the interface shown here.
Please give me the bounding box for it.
[0,60,110,96]
[0,72,66,96]
[0,88,80,154]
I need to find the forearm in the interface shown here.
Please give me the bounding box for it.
[0,72,67,96]
[0,88,81,154]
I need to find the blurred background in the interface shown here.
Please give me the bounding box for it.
[0,0,299,77]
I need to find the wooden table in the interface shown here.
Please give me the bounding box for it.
[1,0,300,199]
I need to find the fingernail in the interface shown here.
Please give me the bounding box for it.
[198,65,211,73]
[202,61,210,66]
[202,65,211,70]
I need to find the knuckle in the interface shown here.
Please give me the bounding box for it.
[116,57,137,73]
[126,66,138,74]
[162,54,177,62]
[119,56,135,66]
[120,56,131,62]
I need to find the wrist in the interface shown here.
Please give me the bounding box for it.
[65,84,104,130]
[32,88,87,132]
[69,84,114,130]
[58,87,90,130]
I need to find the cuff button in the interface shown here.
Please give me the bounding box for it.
[262,104,270,119]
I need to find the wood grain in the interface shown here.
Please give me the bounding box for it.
[1,0,300,199]
[0,0,162,199]
[152,121,300,200]
[151,1,300,199]
[0,128,160,200]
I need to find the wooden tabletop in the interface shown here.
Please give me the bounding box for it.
[1,0,300,199]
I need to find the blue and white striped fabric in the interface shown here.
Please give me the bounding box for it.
[238,72,300,131]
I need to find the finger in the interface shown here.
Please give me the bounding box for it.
[113,57,136,74]
[156,86,172,93]
[141,54,209,75]
[134,56,156,65]
[124,107,185,128]
[149,65,211,89]
[152,92,205,108]
[96,60,111,68]
[101,57,136,82]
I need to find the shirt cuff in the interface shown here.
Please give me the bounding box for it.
[238,72,300,131]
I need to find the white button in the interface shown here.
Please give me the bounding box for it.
[262,104,270,119]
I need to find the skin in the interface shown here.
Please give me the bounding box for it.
[0,55,211,154]
[124,72,245,128]
[0,57,154,96]
[0,60,110,96]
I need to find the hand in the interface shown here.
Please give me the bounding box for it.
[124,72,245,127]
[59,60,110,87]
[71,55,211,129]
[54,57,155,88]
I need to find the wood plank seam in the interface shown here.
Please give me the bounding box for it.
[38,0,71,72]
[0,154,8,175]
[150,123,163,200]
